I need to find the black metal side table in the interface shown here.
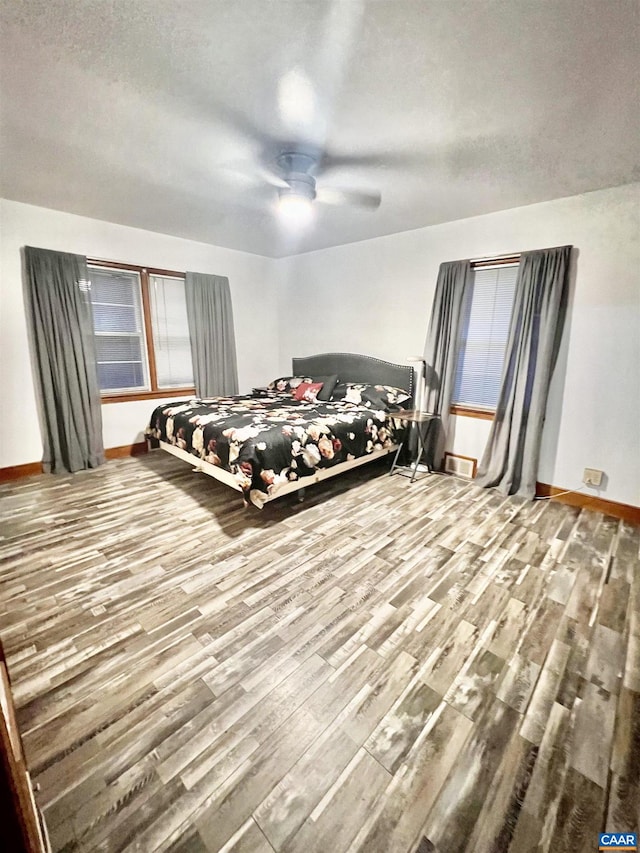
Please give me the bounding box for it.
[388,409,438,483]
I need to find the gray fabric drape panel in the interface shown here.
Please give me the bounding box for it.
[185,272,239,397]
[475,245,572,499]
[24,246,105,474]
[422,260,472,470]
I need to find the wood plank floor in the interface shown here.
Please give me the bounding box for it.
[0,453,638,853]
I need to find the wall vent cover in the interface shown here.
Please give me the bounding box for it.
[444,452,477,479]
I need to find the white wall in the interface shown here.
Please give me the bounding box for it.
[278,184,640,507]
[0,199,280,466]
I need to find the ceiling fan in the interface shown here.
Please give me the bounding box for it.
[266,148,381,209]
[235,146,382,226]
[211,43,387,225]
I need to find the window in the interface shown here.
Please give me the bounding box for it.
[88,261,195,400]
[451,263,518,413]
[90,266,149,393]
[148,275,194,388]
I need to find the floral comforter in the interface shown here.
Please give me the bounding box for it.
[146,392,406,508]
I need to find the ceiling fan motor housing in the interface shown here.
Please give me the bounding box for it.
[276,152,318,201]
[279,175,316,202]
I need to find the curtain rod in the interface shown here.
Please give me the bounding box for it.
[470,252,520,265]
[86,257,185,277]
[469,244,572,265]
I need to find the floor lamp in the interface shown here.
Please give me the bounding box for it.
[406,355,430,473]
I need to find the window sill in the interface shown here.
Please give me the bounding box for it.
[449,405,495,421]
[101,388,196,404]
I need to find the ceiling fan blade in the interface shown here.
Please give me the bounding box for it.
[316,186,382,209]
[257,164,290,189]
[216,161,289,190]
[320,150,424,173]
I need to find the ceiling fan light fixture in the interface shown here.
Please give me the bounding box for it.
[277,188,314,228]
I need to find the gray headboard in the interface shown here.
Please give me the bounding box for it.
[292,352,414,397]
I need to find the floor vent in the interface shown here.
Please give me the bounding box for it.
[444,452,477,479]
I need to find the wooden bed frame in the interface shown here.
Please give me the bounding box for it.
[158,352,414,506]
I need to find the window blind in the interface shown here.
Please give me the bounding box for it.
[89,267,149,392]
[148,275,194,388]
[452,264,518,409]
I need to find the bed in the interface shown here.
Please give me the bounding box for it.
[146,353,414,508]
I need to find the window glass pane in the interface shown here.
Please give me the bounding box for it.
[148,275,194,388]
[452,265,518,409]
[92,303,140,333]
[97,362,146,391]
[94,335,144,363]
[91,274,136,306]
[89,267,149,392]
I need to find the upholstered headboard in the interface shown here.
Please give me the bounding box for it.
[292,352,414,397]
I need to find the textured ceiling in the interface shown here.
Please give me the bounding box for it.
[1,0,638,257]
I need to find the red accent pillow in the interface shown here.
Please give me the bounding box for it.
[293,381,324,403]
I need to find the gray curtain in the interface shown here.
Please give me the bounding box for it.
[422,260,473,470]
[475,245,572,499]
[24,246,105,473]
[185,272,239,397]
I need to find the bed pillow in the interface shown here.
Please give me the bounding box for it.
[362,384,412,410]
[330,383,359,404]
[309,374,339,401]
[267,376,313,395]
[331,382,411,410]
[293,381,324,403]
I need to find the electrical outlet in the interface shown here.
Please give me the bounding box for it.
[583,467,604,487]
